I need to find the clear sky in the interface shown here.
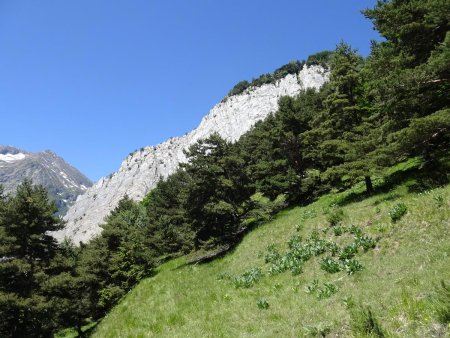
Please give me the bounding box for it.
[0,0,380,181]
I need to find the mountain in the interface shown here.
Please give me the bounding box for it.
[0,145,92,214]
[56,64,329,244]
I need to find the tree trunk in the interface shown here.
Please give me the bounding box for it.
[365,176,374,194]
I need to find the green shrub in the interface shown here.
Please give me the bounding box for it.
[339,244,358,260]
[217,272,232,281]
[265,244,282,264]
[317,282,338,300]
[343,259,364,275]
[305,280,319,294]
[234,267,263,288]
[333,225,345,236]
[228,80,250,96]
[256,298,270,310]
[356,236,376,252]
[326,208,344,226]
[288,234,302,249]
[306,50,334,67]
[389,203,407,223]
[349,305,386,337]
[348,224,363,237]
[326,241,340,256]
[433,194,444,208]
[320,257,341,273]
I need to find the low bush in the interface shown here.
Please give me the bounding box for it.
[234,267,263,288]
[326,208,344,226]
[320,257,341,273]
[256,298,270,310]
[389,203,407,223]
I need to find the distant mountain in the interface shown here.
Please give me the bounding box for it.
[0,145,92,214]
[57,64,329,244]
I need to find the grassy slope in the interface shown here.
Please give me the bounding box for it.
[92,182,450,337]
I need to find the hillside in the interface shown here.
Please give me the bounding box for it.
[91,174,450,337]
[0,145,92,214]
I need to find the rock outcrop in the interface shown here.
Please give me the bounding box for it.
[57,64,329,244]
[0,145,92,214]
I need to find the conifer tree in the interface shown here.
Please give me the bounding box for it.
[182,133,253,247]
[0,180,65,337]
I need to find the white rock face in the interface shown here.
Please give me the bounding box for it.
[56,65,329,244]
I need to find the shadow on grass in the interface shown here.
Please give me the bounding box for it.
[335,157,449,207]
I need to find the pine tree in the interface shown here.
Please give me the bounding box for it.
[362,0,450,170]
[143,170,194,255]
[0,180,65,337]
[182,133,253,247]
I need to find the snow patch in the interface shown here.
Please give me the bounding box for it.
[0,153,26,162]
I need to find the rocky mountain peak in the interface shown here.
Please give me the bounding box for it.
[0,146,92,214]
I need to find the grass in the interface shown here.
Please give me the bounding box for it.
[89,181,450,337]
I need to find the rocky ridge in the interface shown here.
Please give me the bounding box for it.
[0,145,92,214]
[56,64,329,244]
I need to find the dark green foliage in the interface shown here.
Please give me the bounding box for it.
[0,181,70,337]
[343,259,364,275]
[77,196,156,317]
[143,170,194,255]
[389,203,408,222]
[273,60,304,79]
[305,280,338,300]
[234,267,263,288]
[317,282,338,300]
[306,50,334,67]
[348,224,363,237]
[339,244,358,261]
[333,225,345,236]
[305,279,320,294]
[182,133,254,247]
[320,256,341,273]
[349,305,386,337]
[256,298,270,309]
[228,80,250,97]
[326,207,344,226]
[356,236,376,252]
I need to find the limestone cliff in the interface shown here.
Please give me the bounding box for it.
[56,64,329,244]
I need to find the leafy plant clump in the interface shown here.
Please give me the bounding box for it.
[339,243,359,260]
[256,298,270,310]
[320,257,341,273]
[342,259,364,275]
[333,225,345,236]
[389,203,408,223]
[356,235,376,252]
[305,280,338,300]
[233,267,263,288]
[326,207,345,226]
[318,283,338,300]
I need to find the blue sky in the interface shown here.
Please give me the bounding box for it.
[0,0,380,181]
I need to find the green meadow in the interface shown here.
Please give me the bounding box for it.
[91,177,450,337]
